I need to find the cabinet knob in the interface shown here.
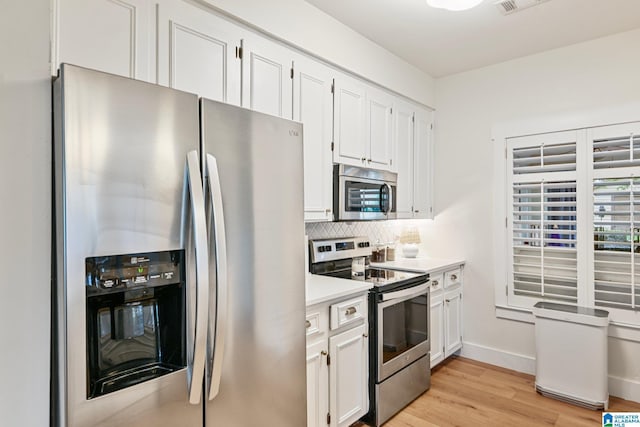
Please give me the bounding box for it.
[451,274,458,281]
[363,333,368,338]
[325,208,331,213]
[431,280,439,287]
[305,320,311,328]
[445,299,450,303]
[361,157,366,162]
[414,210,420,213]
[345,306,357,316]
[367,158,372,163]
[321,350,327,356]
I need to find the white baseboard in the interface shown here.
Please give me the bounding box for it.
[609,375,640,403]
[458,341,536,375]
[459,341,640,403]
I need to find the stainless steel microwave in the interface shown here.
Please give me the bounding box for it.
[333,164,397,221]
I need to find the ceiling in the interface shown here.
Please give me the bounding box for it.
[304,0,640,77]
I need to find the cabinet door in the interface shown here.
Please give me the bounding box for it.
[394,100,415,218]
[366,88,394,170]
[430,291,445,368]
[413,109,434,218]
[293,56,334,222]
[56,0,155,81]
[329,324,368,427]
[242,37,293,119]
[333,75,367,167]
[444,288,462,357]
[156,0,242,104]
[307,339,329,427]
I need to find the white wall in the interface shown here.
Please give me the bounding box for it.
[198,0,435,107]
[0,0,51,425]
[429,28,640,395]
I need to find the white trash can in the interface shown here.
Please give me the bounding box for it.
[532,302,609,410]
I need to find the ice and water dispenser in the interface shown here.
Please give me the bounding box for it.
[85,250,186,399]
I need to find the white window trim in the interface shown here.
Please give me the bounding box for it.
[492,101,640,342]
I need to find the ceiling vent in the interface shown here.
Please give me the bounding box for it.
[494,0,551,15]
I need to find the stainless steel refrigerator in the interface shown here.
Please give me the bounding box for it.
[53,64,306,427]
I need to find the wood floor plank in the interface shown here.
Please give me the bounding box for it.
[363,356,640,427]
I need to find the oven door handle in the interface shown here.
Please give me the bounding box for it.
[381,282,430,302]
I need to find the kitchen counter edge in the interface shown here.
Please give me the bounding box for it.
[306,273,373,307]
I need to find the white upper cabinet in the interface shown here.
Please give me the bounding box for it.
[242,37,294,119]
[56,0,155,81]
[414,109,434,219]
[392,101,434,219]
[156,0,242,105]
[394,99,416,218]
[333,74,395,172]
[293,56,334,222]
[333,75,368,167]
[366,87,394,170]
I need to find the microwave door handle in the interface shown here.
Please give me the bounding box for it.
[205,154,228,401]
[380,183,391,214]
[185,150,209,405]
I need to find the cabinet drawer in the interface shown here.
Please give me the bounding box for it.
[306,306,328,339]
[330,295,366,330]
[430,272,444,293]
[444,268,462,289]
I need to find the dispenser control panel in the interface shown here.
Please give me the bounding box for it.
[86,250,183,294]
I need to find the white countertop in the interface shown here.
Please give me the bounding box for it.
[371,257,465,274]
[306,273,373,307]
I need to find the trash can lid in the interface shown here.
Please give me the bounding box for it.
[532,302,609,326]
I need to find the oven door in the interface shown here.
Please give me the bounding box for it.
[377,282,430,382]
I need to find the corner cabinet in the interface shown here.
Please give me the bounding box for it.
[306,292,369,427]
[429,266,463,368]
[394,99,434,219]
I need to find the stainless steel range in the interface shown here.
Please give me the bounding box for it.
[309,237,431,426]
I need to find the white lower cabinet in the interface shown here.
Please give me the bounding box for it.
[307,293,369,427]
[429,267,463,368]
[307,339,329,427]
[429,290,445,367]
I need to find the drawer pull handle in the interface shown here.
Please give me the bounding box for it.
[305,320,311,328]
[321,350,327,356]
[445,299,450,303]
[450,274,458,281]
[345,306,357,316]
[431,280,439,287]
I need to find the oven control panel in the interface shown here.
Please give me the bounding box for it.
[309,236,372,263]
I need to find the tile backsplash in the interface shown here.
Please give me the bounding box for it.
[305,219,429,246]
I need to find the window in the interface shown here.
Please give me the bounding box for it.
[504,123,640,325]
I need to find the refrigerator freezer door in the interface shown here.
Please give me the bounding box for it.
[201,99,307,426]
[54,64,202,427]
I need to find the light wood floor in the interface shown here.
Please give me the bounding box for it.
[359,356,640,427]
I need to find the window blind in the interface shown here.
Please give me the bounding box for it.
[512,181,577,302]
[593,134,640,169]
[513,142,576,174]
[593,178,640,310]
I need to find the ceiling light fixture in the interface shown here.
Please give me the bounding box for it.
[426,0,484,11]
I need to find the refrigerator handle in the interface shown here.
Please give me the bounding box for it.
[205,154,228,401]
[185,150,209,405]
